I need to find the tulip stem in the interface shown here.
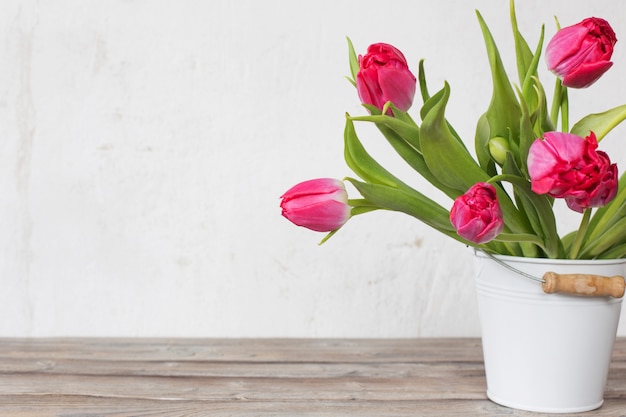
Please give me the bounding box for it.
[560,86,569,132]
[549,79,570,132]
[550,78,562,127]
[568,208,591,259]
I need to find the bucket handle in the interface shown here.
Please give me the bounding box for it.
[542,272,625,298]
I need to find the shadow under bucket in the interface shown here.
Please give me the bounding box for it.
[474,251,626,413]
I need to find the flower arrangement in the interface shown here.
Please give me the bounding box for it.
[280,1,626,260]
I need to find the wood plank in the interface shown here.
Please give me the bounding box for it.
[0,338,624,416]
[1,396,626,417]
[0,372,488,401]
[0,357,485,378]
[0,337,486,362]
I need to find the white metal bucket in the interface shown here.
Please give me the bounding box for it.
[474,251,625,413]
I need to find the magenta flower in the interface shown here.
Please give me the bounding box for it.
[546,17,617,88]
[528,132,618,212]
[356,43,416,114]
[450,183,504,244]
[280,178,351,232]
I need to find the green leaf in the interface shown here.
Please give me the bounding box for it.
[350,113,421,151]
[570,104,626,141]
[490,171,562,258]
[530,76,554,135]
[495,233,547,251]
[343,115,408,189]
[346,37,359,84]
[515,85,537,175]
[319,229,340,245]
[346,177,513,253]
[585,171,626,245]
[561,230,576,253]
[475,113,497,175]
[348,198,380,216]
[418,59,430,104]
[510,0,534,88]
[389,130,459,199]
[420,82,490,192]
[419,86,444,123]
[420,83,531,241]
[476,10,522,141]
[418,85,466,149]
[567,208,591,259]
[387,105,419,129]
[345,177,454,231]
[579,216,626,259]
[597,243,626,259]
[349,104,463,199]
[520,26,545,113]
[502,156,540,232]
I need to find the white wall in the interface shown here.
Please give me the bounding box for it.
[2,0,626,337]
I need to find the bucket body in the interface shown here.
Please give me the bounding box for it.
[474,251,625,413]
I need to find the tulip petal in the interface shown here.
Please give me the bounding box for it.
[528,132,586,181]
[545,17,616,89]
[527,131,618,212]
[355,42,416,113]
[282,199,350,232]
[280,178,351,232]
[450,183,503,244]
[281,178,346,200]
[546,25,589,72]
[562,60,613,88]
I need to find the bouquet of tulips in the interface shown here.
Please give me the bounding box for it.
[280,1,626,260]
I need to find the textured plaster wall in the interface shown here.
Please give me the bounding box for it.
[2,0,626,337]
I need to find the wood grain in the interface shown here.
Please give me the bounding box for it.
[0,338,624,416]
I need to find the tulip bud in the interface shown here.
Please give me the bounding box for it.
[450,183,504,244]
[356,43,417,114]
[280,178,351,232]
[488,136,510,165]
[546,17,617,88]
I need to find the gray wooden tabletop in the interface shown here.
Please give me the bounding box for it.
[0,337,624,416]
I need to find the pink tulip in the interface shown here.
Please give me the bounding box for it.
[546,17,617,88]
[450,183,504,244]
[528,132,618,212]
[356,43,416,114]
[280,178,351,232]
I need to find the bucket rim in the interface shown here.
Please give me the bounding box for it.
[473,250,626,267]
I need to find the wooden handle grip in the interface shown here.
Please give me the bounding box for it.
[542,272,625,298]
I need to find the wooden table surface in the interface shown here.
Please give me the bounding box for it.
[1,337,625,416]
